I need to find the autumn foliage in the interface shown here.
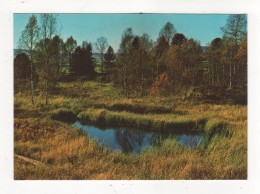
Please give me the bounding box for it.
[150,72,171,96]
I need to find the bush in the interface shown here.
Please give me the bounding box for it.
[51,109,77,123]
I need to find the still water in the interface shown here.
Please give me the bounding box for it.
[73,121,206,154]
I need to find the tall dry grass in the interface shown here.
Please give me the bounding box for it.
[14,80,247,179]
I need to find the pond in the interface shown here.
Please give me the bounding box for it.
[73,121,206,154]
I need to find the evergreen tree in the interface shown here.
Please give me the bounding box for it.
[171,33,187,46]
[14,53,31,81]
[104,45,116,74]
[70,44,95,78]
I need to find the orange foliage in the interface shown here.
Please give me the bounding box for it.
[150,73,171,96]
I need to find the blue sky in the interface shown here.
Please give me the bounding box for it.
[14,13,229,51]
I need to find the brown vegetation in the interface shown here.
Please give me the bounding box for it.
[14,81,247,180]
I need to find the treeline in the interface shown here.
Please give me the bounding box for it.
[113,16,247,99]
[14,14,247,104]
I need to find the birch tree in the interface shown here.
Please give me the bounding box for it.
[221,14,247,89]
[95,37,108,73]
[39,14,58,105]
[18,14,40,105]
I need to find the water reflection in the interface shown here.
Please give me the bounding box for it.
[73,121,205,154]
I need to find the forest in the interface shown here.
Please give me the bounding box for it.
[14,14,247,103]
[14,14,247,180]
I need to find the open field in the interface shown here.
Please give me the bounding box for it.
[14,80,247,179]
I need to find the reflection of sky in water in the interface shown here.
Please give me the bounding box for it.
[177,134,205,147]
[73,121,205,154]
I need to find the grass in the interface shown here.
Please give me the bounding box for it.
[78,108,206,133]
[14,80,247,179]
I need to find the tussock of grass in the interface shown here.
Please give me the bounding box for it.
[204,118,228,136]
[79,108,205,133]
[93,102,174,114]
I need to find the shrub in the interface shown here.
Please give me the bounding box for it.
[51,109,77,123]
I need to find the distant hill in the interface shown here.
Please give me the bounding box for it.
[14,49,29,58]
[14,49,100,61]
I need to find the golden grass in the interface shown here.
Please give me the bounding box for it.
[14,80,247,180]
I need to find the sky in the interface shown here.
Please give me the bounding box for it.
[14,13,230,51]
